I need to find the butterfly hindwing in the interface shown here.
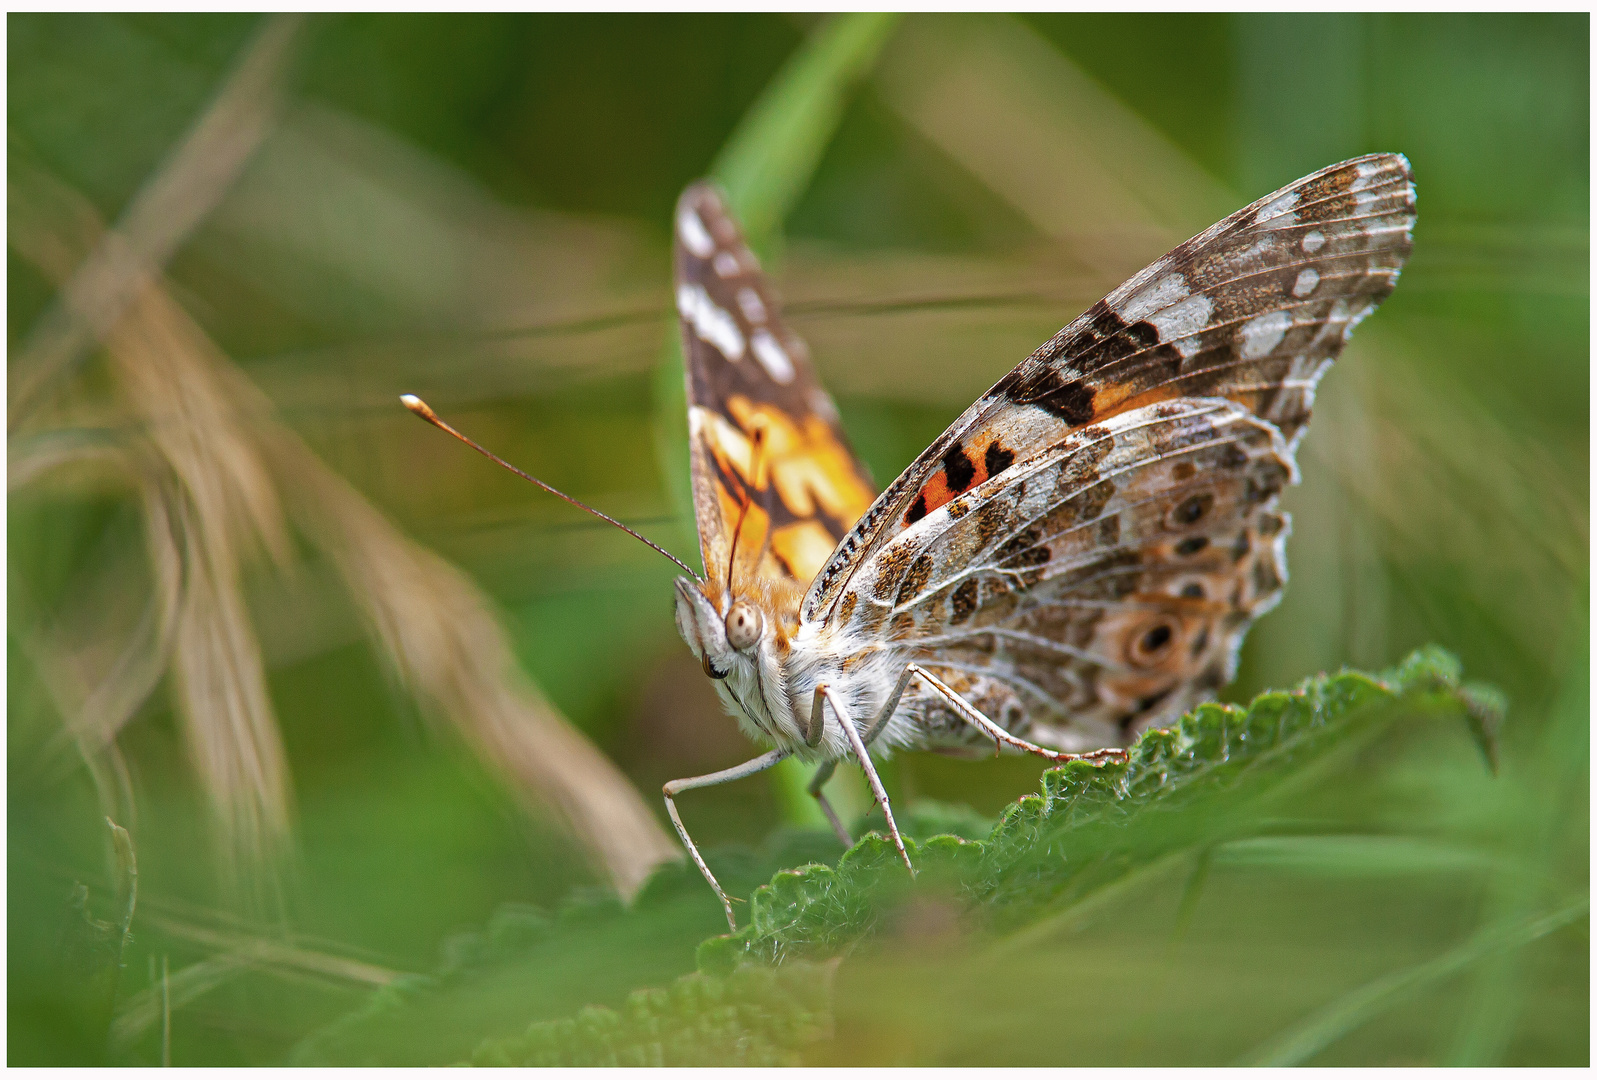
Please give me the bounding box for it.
[827,398,1295,746]
[803,153,1414,625]
[673,183,876,596]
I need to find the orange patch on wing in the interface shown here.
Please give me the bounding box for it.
[1089,381,1182,421]
[770,520,838,584]
[901,383,1187,525]
[701,396,871,587]
[905,438,1003,524]
[724,395,874,530]
[715,479,774,580]
[910,471,955,521]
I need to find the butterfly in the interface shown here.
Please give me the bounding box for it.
[664,154,1415,930]
[405,153,1414,931]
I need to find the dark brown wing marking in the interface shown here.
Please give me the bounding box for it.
[674,183,876,596]
[803,153,1414,626]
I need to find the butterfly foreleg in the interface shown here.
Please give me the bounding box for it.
[861,661,923,747]
[805,761,854,848]
[902,664,1129,765]
[815,685,914,877]
[663,748,789,932]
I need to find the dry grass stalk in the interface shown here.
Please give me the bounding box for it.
[267,429,680,896]
[19,459,181,759]
[11,159,297,889]
[108,954,250,1053]
[8,13,307,428]
[10,155,677,899]
[110,907,411,1051]
[876,15,1237,270]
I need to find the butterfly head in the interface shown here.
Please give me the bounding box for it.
[673,577,765,681]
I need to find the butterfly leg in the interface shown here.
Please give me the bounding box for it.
[860,661,925,747]
[663,748,789,932]
[816,685,914,877]
[901,664,1128,765]
[805,761,854,847]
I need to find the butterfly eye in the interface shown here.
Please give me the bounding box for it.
[1127,617,1181,668]
[724,601,763,651]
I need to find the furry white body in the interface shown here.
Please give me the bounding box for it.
[673,578,919,764]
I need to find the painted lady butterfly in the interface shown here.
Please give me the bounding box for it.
[407,154,1415,930]
[665,155,1415,929]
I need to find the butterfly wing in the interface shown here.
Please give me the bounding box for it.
[829,398,1296,747]
[804,153,1415,626]
[673,183,877,598]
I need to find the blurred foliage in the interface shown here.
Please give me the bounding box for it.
[288,648,1529,1065]
[8,11,1587,1066]
[467,960,837,1067]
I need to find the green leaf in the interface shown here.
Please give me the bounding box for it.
[1210,834,1500,877]
[707,647,1494,968]
[467,960,836,1067]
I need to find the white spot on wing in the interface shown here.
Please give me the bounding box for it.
[677,283,744,361]
[807,386,839,422]
[1146,293,1214,357]
[1312,300,1351,348]
[1351,160,1384,190]
[677,207,715,257]
[750,328,794,383]
[1111,271,1188,324]
[1239,309,1291,359]
[737,287,767,324]
[713,251,740,277]
[1254,191,1300,229]
[1301,229,1326,254]
[1292,268,1320,297]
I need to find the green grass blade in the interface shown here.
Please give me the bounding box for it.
[1443,599,1588,1065]
[1237,897,1589,1066]
[1210,834,1500,877]
[711,13,901,252]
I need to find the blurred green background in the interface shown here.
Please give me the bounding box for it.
[8,12,1587,1065]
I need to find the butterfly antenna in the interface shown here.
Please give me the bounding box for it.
[745,429,780,578]
[401,395,700,580]
[723,425,768,601]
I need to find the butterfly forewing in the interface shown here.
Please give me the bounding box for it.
[803,153,1414,627]
[826,398,1295,745]
[673,183,877,596]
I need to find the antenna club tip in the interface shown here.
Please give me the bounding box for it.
[400,394,435,419]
